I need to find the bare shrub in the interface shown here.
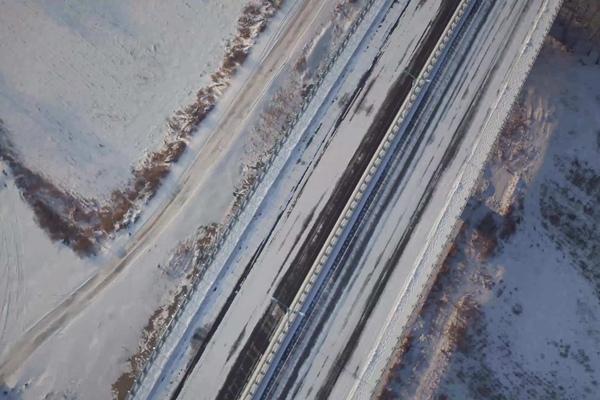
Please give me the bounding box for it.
[444,295,480,354]
[496,103,530,172]
[499,202,523,240]
[554,0,600,49]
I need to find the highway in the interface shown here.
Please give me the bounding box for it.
[132,0,562,399]
[248,0,482,397]
[175,0,459,398]
[247,1,562,399]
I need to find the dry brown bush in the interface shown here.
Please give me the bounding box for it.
[556,0,600,45]
[112,284,191,400]
[445,295,480,354]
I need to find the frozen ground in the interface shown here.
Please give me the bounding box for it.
[0,0,578,399]
[0,1,283,258]
[0,0,246,199]
[379,20,600,400]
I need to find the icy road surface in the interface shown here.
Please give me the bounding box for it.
[173,0,562,399]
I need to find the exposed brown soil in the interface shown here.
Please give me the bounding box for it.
[0,0,281,257]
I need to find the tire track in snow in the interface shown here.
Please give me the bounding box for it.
[0,181,24,353]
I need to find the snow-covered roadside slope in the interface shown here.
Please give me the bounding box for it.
[0,0,246,199]
[379,27,600,400]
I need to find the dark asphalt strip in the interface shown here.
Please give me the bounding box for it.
[270,202,320,288]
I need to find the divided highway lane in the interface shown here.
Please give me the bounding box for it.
[255,0,488,399]
[352,1,563,397]
[249,0,480,398]
[253,1,563,399]
[134,0,385,398]
[176,0,455,399]
[218,0,466,398]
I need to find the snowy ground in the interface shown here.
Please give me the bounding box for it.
[0,0,577,399]
[0,0,246,199]
[0,162,97,360]
[379,22,600,400]
[0,1,283,258]
[0,1,283,366]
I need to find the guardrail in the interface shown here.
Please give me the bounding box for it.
[127,0,381,398]
[239,1,475,398]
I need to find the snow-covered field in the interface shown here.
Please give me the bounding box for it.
[0,162,98,357]
[380,12,600,399]
[0,0,283,258]
[0,0,246,198]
